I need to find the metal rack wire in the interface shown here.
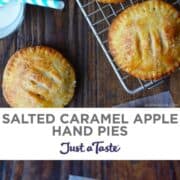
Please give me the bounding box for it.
[76,0,179,94]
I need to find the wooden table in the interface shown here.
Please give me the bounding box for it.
[0,161,180,180]
[0,1,179,107]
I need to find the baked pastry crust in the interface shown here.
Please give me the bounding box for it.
[97,0,124,3]
[109,0,180,80]
[2,46,76,107]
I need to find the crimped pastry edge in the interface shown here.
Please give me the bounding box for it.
[108,0,180,81]
[2,46,76,107]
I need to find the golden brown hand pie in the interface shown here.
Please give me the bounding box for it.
[109,0,180,80]
[2,46,76,107]
[97,0,124,3]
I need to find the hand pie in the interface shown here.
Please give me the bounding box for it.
[109,0,180,80]
[2,46,76,107]
[97,0,125,3]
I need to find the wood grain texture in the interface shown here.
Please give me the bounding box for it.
[0,1,179,107]
[0,161,180,180]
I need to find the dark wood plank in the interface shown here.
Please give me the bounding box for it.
[170,71,180,106]
[0,161,180,180]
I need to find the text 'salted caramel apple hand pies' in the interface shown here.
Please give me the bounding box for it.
[2,46,76,107]
[109,0,180,80]
[97,0,125,3]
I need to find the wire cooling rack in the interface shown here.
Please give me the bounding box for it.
[76,0,179,94]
